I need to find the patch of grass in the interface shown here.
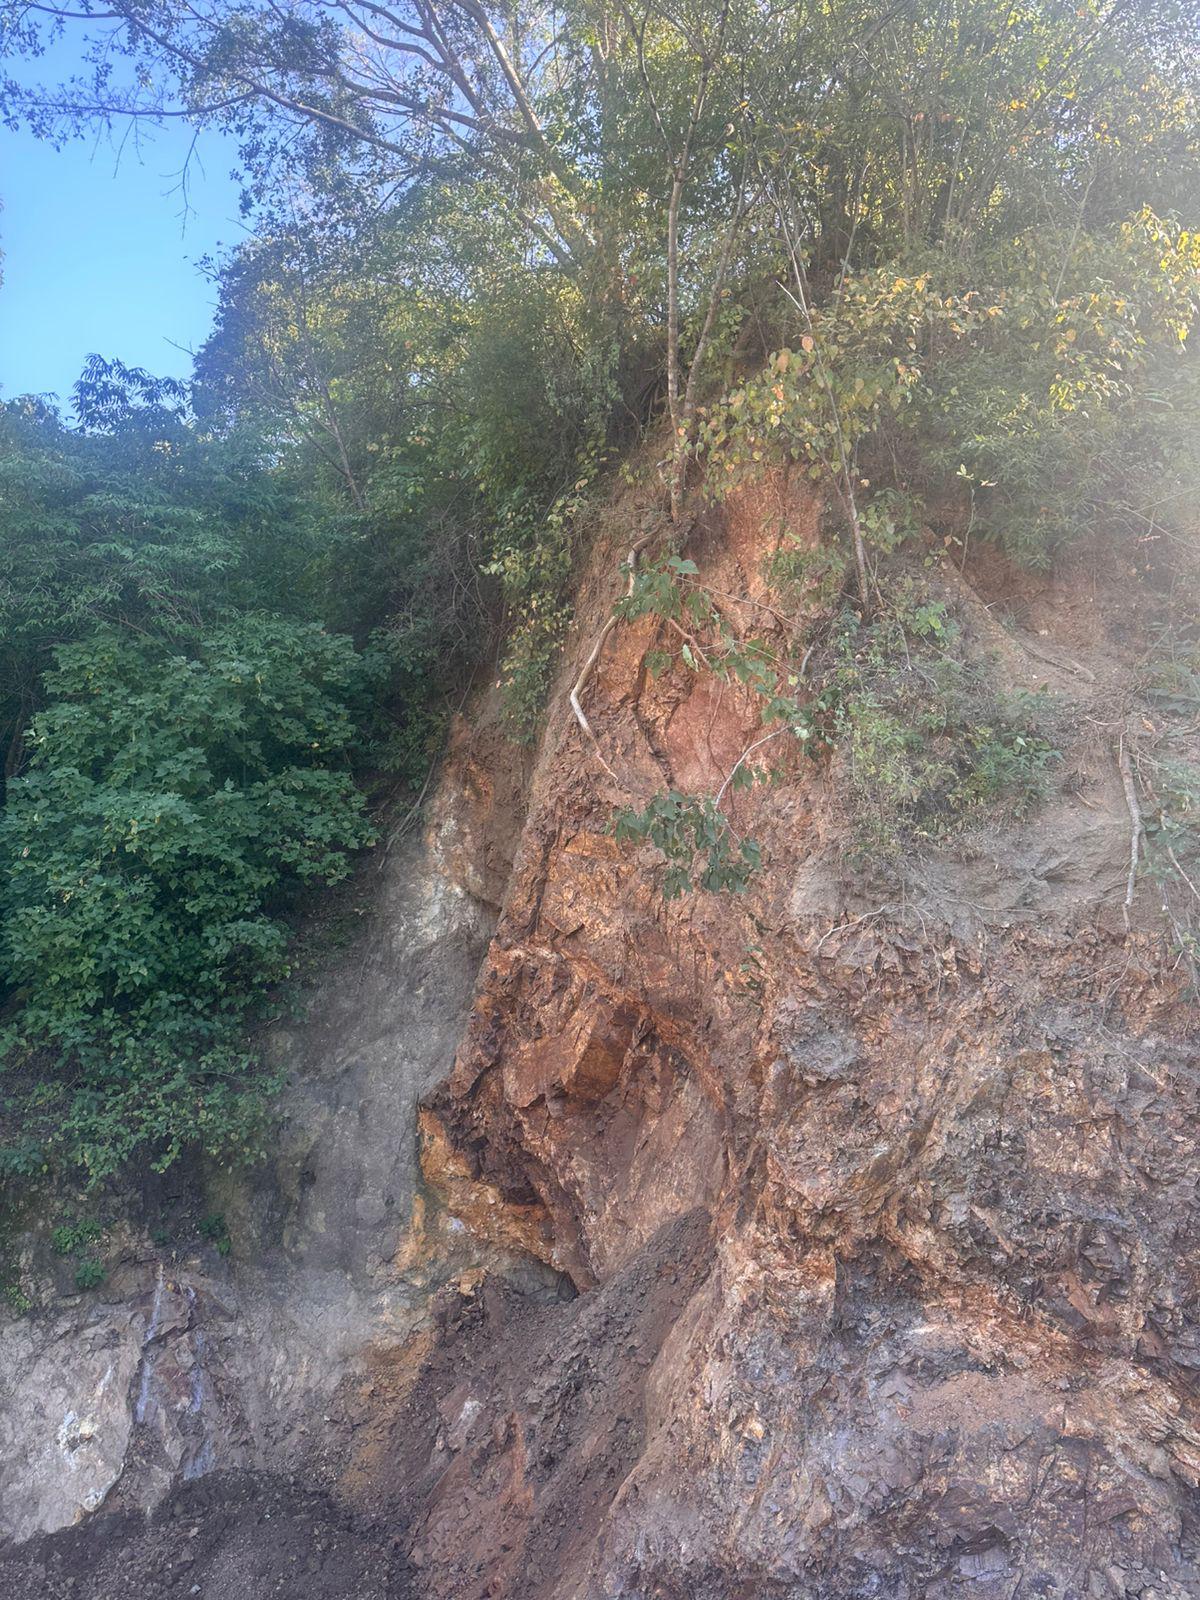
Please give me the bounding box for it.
[1137,753,1200,987]
[1140,633,1200,719]
[3,1280,32,1315]
[73,1258,105,1291]
[198,1212,232,1257]
[607,552,1058,896]
[764,541,850,610]
[820,582,1060,863]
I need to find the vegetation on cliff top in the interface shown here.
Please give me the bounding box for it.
[0,0,1197,1187]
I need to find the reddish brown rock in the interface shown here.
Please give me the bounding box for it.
[6,472,1200,1600]
[411,483,1200,1597]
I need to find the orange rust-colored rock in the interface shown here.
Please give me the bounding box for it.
[418,1106,560,1269]
[8,468,1200,1600]
[405,479,1200,1598]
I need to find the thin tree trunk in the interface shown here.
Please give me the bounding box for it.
[666,170,686,522]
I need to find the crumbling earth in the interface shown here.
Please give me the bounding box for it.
[4,473,1200,1598]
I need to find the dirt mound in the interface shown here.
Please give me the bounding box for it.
[0,1471,409,1600]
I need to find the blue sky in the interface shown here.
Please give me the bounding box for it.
[0,36,243,408]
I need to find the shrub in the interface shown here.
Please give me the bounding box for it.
[0,614,375,1182]
[73,1259,105,1291]
[486,469,596,741]
[824,594,1060,861]
[700,214,1200,570]
[614,792,761,900]
[198,1212,232,1256]
[51,1218,102,1256]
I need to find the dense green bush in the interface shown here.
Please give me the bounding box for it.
[0,615,374,1182]
[0,366,398,1190]
[0,369,326,783]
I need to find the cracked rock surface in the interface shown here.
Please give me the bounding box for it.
[4,480,1200,1599]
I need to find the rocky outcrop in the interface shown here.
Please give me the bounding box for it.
[0,700,542,1549]
[405,487,1200,1597]
[4,475,1199,1600]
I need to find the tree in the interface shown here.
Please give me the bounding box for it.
[5,0,1195,527]
[0,616,374,1182]
[1,0,596,269]
[0,361,381,1184]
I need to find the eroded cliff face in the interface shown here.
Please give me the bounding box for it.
[3,469,1199,1600]
[399,476,1200,1598]
[0,704,546,1559]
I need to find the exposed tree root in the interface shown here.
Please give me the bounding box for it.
[569,529,657,786]
[1118,735,1143,931]
[1018,637,1097,684]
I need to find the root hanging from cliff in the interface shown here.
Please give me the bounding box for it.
[569,528,658,787]
[1118,735,1143,931]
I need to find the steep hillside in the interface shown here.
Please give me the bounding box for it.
[4,456,1199,1598]
[400,475,1200,1597]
